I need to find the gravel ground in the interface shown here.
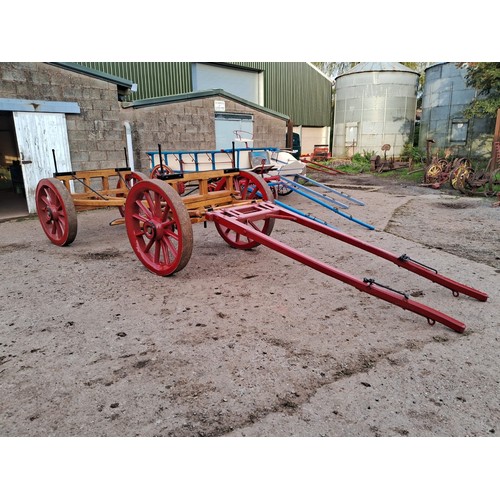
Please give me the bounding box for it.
[0,172,498,494]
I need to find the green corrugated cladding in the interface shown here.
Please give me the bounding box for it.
[76,62,332,127]
[77,62,192,99]
[230,62,332,127]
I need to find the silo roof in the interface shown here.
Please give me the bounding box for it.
[335,62,419,79]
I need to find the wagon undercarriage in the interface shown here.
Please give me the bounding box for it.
[35,161,488,334]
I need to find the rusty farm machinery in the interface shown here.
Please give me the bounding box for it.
[35,146,488,334]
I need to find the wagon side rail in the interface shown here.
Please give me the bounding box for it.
[54,168,133,208]
[146,146,281,173]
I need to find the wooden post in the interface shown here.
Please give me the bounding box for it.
[286,120,294,149]
[491,109,500,169]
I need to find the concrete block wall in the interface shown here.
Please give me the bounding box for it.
[0,62,127,171]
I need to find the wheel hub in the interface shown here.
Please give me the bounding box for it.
[45,206,57,223]
[144,220,163,240]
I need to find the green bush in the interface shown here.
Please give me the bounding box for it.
[401,142,425,164]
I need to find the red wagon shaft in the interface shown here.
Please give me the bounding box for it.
[206,202,488,333]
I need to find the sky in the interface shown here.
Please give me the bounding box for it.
[2,2,496,63]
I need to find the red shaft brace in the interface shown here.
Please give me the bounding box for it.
[207,202,489,333]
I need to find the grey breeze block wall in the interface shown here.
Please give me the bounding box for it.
[0,62,127,171]
[122,96,287,171]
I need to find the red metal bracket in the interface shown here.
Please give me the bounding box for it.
[206,202,488,333]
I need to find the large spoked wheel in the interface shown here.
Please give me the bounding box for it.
[36,178,77,246]
[117,171,149,216]
[125,179,193,276]
[214,170,276,250]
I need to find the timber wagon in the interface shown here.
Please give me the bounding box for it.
[35,148,488,334]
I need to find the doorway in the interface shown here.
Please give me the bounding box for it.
[215,113,254,150]
[0,111,27,221]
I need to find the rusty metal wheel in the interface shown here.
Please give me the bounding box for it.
[214,170,275,250]
[450,164,472,193]
[125,179,193,276]
[36,178,77,246]
[116,171,148,216]
[424,163,443,184]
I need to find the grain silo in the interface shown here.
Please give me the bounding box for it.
[332,62,419,158]
[419,62,494,159]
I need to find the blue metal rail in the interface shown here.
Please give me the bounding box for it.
[146,146,280,173]
[281,174,366,206]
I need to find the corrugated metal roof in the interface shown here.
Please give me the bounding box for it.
[48,63,136,90]
[126,89,289,120]
[336,62,419,79]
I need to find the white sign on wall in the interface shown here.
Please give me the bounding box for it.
[214,100,225,112]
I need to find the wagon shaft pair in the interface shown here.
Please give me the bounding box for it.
[35,167,488,333]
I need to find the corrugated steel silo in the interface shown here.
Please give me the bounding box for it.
[419,62,494,159]
[333,62,419,158]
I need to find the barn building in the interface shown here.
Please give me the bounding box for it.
[1,62,330,217]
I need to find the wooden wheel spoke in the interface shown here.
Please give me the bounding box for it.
[134,199,152,219]
[161,204,172,223]
[143,192,155,217]
[153,192,164,218]
[162,237,177,263]
[40,193,51,207]
[132,213,149,227]
[248,220,263,232]
[154,240,162,263]
[144,237,155,254]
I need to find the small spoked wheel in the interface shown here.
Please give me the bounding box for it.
[214,170,275,250]
[450,164,471,193]
[35,178,77,246]
[116,171,149,216]
[277,181,293,196]
[424,163,443,184]
[125,179,193,276]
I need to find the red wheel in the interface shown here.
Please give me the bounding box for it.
[36,178,77,246]
[150,164,185,195]
[116,171,148,216]
[125,179,193,276]
[214,170,275,250]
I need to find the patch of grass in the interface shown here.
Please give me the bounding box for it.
[378,167,425,183]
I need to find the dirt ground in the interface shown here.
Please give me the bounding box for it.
[0,172,499,438]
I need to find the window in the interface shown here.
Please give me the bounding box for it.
[451,120,468,143]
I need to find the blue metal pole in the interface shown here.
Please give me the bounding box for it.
[274,199,339,231]
[290,173,366,206]
[269,182,375,230]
